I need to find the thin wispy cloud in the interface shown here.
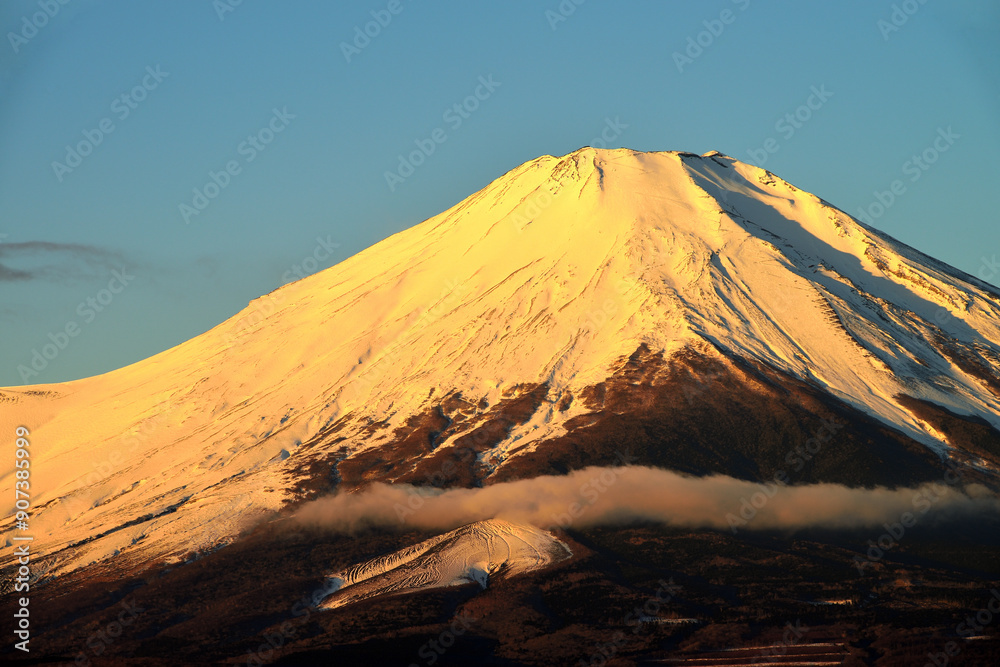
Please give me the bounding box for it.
[0,241,128,283]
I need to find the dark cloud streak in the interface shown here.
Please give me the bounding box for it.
[0,241,127,283]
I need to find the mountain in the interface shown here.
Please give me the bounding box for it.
[3,147,1000,665]
[3,148,1000,582]
[0,148,1000,571]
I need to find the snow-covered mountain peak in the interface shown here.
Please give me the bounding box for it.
[3,147,999,580]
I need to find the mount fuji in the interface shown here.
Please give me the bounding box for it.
[3,147,999,665]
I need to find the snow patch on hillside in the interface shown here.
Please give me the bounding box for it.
[318,519,571,609]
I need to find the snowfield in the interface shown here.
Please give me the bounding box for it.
[2,147,998,579]
[319,519,571,609]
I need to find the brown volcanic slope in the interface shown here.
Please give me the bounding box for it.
[287,342,991,499]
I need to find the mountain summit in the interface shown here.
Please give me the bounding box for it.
[3,148,999,577]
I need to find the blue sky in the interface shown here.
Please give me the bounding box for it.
[1,0,997,385]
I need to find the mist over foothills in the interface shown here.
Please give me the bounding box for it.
[294,465,1000,535]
